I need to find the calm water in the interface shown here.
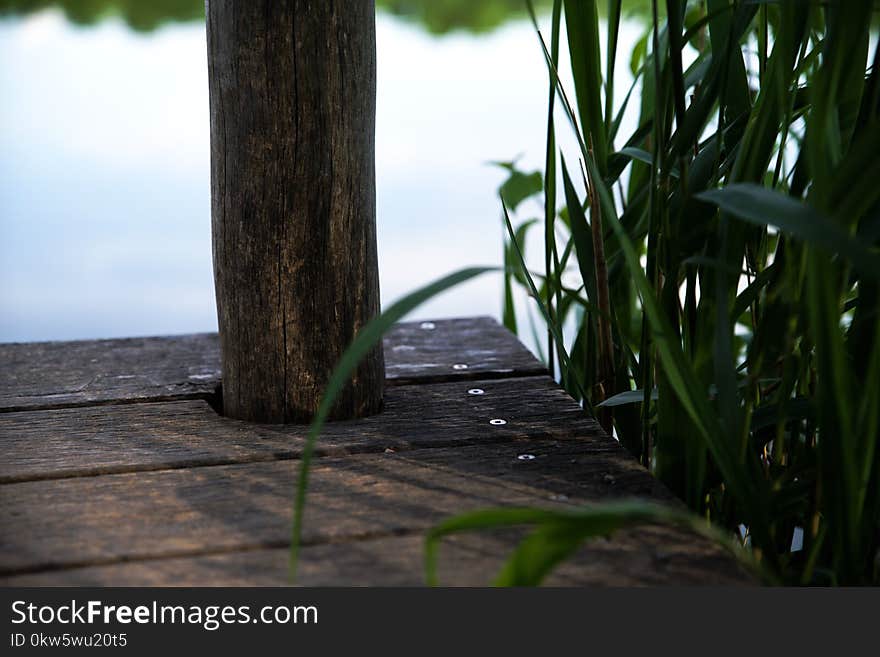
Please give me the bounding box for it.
[0,7,641,343]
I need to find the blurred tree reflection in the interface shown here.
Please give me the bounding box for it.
[0,0,202,32]
[0,0,650,34]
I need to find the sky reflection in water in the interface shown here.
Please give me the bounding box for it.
[0,9,641,343]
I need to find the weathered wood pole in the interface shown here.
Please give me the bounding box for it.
[206,0,384,423]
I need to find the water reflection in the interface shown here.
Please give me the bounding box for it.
[0,4,644,342]
[0,0,652,33]
[0,0,543,33]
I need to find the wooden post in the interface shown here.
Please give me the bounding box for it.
[206,0,384,423]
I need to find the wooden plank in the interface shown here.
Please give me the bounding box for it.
[0,317,544,412]
[0,333,220,413]
[0,529,751,587]
[383,317,545,384]
[0,446,576,574]
[0,441,750,584]
[0,313,753,585]
[0,376,594,483]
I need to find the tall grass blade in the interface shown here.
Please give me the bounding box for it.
[288,266,497,580]
[697,184,880,281]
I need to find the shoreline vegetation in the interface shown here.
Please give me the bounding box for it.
[487,0,880,585]
[293,0,880,586]
[0,0,655,34]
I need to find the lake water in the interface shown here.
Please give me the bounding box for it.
[0,6,642,344]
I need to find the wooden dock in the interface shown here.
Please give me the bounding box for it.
[0,317,751,585]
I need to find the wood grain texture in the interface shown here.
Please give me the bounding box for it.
[0,315,752,585]
[207,0,383,422]
[0,333,222,413]
[0,529,751,587]
[0,376,596,483]
[0,318,544,413]
[0,446,578,574]
[0,441,749,584]
[383,316,545,384]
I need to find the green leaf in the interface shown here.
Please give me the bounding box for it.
[564,0,607,171]
[598,388,659,407]
[501,196,590,406]
[424,507,560,585]
[629,30,648,76]
[615,147,680,178]
[425,501,763,586]
[697,184,880,281]
[494,522,603,586]
[561,157,597,306]
[504,218,538,333]
[497,168,543,213]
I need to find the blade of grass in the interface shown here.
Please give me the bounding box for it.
[697,184,880,281]
[289,266,497,581]
[425,500,767,586]
[501,196,591,407]
[582,150,769,538]
[564,0,607,172]
[605,0,623,140]
[528,0,563,379]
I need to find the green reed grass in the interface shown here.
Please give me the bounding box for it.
[488,0,880,585]
[291,0,880,586]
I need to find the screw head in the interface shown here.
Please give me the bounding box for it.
[489,418,507,426]
[420,321,436,330]
[517,453,536,461]
[468,388,485,395]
